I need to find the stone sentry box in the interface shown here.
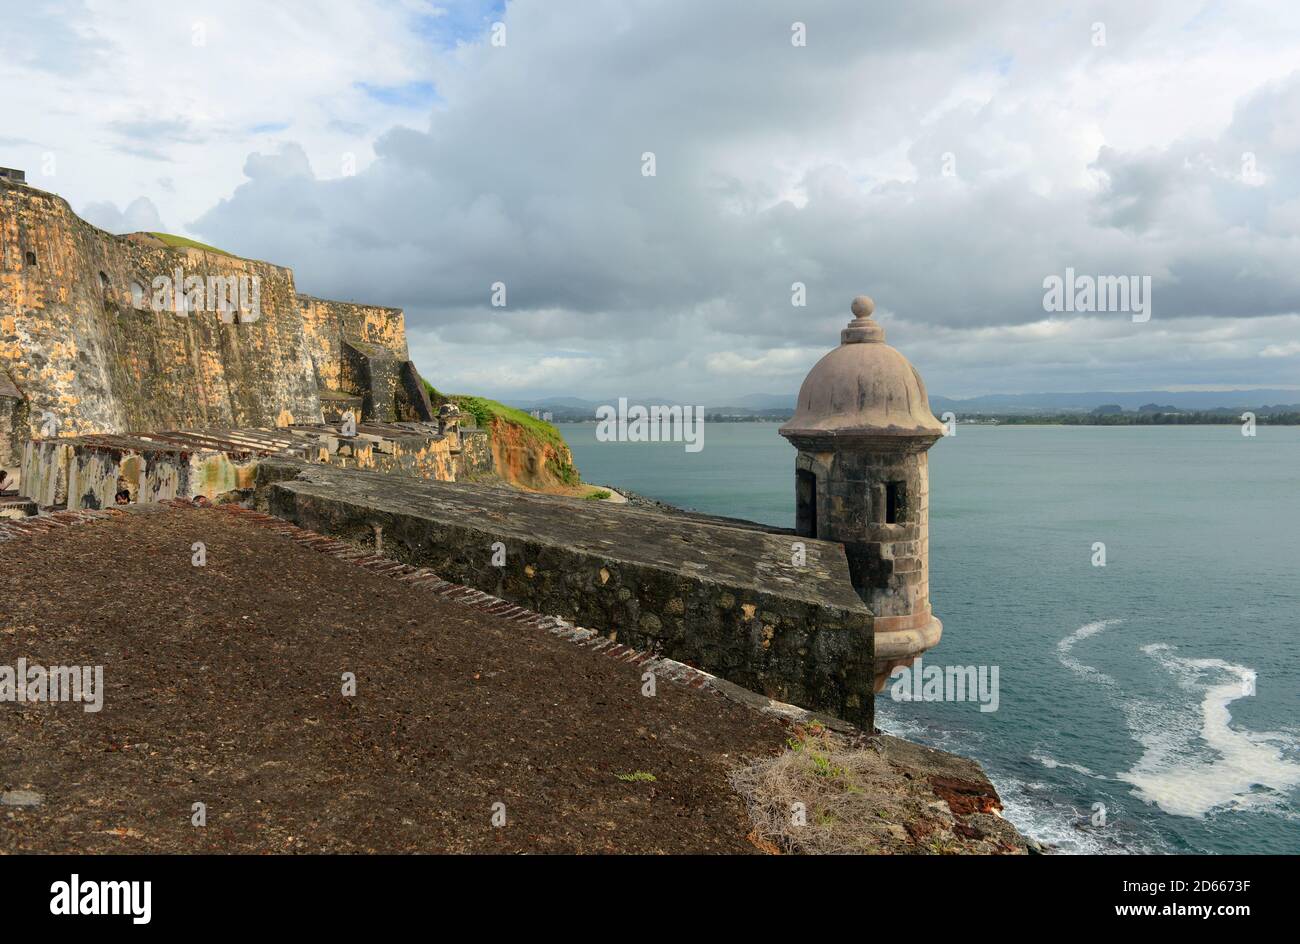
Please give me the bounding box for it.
[780,296,946,690]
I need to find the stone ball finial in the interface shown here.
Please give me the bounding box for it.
[841,295,884,344]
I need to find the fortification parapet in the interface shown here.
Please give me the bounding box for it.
[0,178,434,475]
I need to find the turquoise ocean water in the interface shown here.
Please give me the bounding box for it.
[558,422,1300,854]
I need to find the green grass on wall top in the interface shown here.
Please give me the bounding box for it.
[422,379,576,465]
[146,232,236,257]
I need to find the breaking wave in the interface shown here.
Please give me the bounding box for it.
[1116,644,1300,819]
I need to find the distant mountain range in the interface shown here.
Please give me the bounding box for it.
[509,394,793,417]
[928,389,1300,415]
[509,389,1300,418]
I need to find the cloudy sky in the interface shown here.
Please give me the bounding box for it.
[4,0,1299,402]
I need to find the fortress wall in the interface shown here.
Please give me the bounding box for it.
[0,180,325,461]
[22,423,466,510]
[258,460,878,728]
[297,295,409,394]
[0,368,25,471]
[458,428,494,478]
[0,180,424,470]
[95,255,322,433]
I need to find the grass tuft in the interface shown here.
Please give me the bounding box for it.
[146,232,236,257]
[730,723,959,855]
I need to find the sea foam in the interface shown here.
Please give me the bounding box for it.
[1056,618,1123,685]
[1116,644,1300,818]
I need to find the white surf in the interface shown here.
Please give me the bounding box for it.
[1116,644,1300,818]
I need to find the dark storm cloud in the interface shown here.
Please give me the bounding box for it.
[184,0,1300,399]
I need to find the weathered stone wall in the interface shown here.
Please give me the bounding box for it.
[257,460,878,728]
[21,422,465,509]
[457,428,494,478]
[297,294,409,394]
[395,361,435,422]
[796,445,933,624]
[0,180,322,448]
[341,340,401,422]
[789,435,941,686]
[0,367,25,470]
[0,179,419,473]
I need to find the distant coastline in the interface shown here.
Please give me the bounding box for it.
[554,411,1300,425]
[959,411,1300,426]
[519,389,1300,426]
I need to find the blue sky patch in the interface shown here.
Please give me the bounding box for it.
[355,80,441,108]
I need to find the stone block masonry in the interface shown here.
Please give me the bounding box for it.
[0,180,316,459]
[342,340,402,422]
[0,178,434,470]
[256,459,878,728]
[0,366,24,471]
[297,294,410,393]
[20,421,487,509]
